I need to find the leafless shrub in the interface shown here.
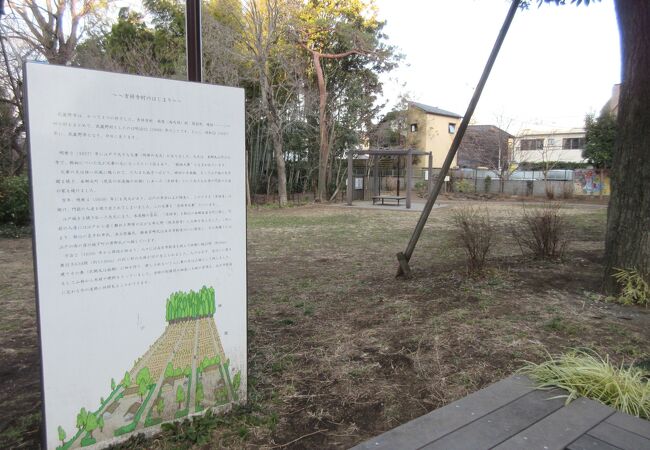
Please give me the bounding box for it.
[512,203,569,259]
[452,206,494,275]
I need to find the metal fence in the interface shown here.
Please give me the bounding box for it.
[350,167,608,199]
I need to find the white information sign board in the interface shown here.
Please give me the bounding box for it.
[25,63,246,449]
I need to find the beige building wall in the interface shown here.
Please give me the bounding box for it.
[513,128,587,164]
[406,106,461,169]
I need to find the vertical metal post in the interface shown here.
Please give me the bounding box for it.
[186,0,202,82]
[396,156,401,196]
[347,150,353,205]
[428,152,433,193]
[373,155,380,196]
[406,150,412,209]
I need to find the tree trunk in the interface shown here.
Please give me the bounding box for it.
[603,0,650,292]
[259,63,288,207]
[313,52,329,202]
[271,126,288,207]
[245,151,251,207]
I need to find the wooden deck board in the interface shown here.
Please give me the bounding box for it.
[351,375,535,450]
[566,434,622,450]
[491,398,615,450]
[605,412,650,440]
[421,388,565,450]
[587,421,650,450]
[352,375,650,450]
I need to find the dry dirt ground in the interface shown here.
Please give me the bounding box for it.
[1,200,648,449]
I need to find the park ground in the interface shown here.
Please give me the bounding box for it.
[1,199,648,449]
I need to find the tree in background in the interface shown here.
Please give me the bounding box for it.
[0,0,107,175]
[238,0,302,207]
[5,0,107,65]
[584,113,616,170]
[202,0,244,86]
[368,99,408,149]
[584,112,616,198]
[295,0,397,202]
[75,0,185,77]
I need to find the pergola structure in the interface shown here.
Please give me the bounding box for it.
[346,149,433,209]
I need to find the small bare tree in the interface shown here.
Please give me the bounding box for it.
[452,206,494,275]
[512,203,569,259]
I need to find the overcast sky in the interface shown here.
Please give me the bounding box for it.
[374,0,621,133]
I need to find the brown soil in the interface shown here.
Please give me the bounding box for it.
[0,201,648,449]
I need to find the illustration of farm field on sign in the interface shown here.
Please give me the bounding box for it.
[56,286,242,449]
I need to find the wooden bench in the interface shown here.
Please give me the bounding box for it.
[372,195,406,206]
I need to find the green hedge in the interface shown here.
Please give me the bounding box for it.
[0,175,30,226]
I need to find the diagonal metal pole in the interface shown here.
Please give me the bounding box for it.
[396,0,521,278]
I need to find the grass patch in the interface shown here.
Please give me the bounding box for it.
[0,223,31,238]
[521,349,650,419]
[544,317,583,335]
[248,213,361,229]
[277,318,294,326]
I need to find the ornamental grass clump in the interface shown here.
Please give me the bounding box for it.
[521,350,650,419]
[612,268,649,307]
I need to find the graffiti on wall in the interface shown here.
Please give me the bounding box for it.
[574,169,610,196]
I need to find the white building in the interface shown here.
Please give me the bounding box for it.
[513,127,586,164]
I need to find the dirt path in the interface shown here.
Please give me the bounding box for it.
[137,321,192,429]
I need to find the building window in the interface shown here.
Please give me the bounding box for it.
[547,138,555,146]
[520,138,544,150]
[563,137,586,149]
[448,123,456,134]
[410,123,418,132]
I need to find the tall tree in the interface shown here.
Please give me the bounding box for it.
[603,0,649,291]
[75,0,185,77]
[5,0,106,64]
[0,0,106,174]
[296,0,396,202]
[240,0,300,206]
[525,0,648,290]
